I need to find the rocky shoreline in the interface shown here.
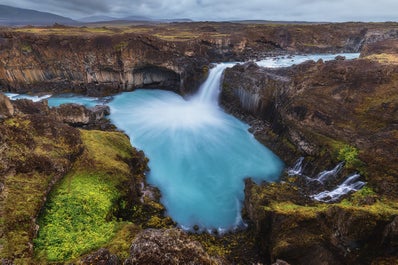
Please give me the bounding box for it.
[0,22,398,264]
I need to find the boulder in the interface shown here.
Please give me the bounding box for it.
[124,229,226,265]
[0,93,14,118]
[52,103,110,127]
[80,248,120,265]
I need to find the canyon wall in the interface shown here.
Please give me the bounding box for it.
[0,22,398,96]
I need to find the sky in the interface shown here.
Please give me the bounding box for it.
[1,0,398,22]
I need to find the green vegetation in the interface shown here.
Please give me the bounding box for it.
[34,130,139,262]
[337,144,362,169]
[0,116,81,263]
[34,172,119,261]
[364,53,398,64]
[114,41,129,51]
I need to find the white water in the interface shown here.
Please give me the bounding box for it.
[4,92,52,102]
[108,67,284,231]
[315,162,344,184]
[312,173,365,202]
[3,53,362,230]
[287,157,305,176]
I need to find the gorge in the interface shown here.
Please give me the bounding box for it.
[0,22,398,265]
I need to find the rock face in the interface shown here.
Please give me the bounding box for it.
[0,100,83,262]
[222,56,398,195]
[221,41,398,264]
[243,179,398,265]
[124,229,225,265]
[0,93,14,118]
[0,32,208,96]
[1,23,398,97]
[53,103,110,127]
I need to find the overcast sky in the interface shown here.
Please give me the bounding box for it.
[1,0,397,21]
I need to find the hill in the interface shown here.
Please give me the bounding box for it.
[0,4,76,26]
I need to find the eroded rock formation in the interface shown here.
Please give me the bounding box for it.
[222,41,398,264]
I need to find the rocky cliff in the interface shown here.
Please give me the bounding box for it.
[1,22,398,97]
[0,31,209,96]
[221,41,398,264]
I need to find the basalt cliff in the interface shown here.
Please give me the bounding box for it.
[0,22,398,265]
[0,22,398,96]
[221,39,398,264]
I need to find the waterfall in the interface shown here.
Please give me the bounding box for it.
[194,63,236,105]
[6,53,363,230]
[315,162,344,184]
[287,157,305,176]
[311,173,365,202]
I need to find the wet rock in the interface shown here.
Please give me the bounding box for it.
[124,228,226,265]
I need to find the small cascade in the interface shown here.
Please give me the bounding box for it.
[315,162,344,184]
[311,173,365,202]
[287,158,365,203]
[287,157,305,176]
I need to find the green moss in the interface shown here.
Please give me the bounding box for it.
[34,172,119,261]
[266,201,328,219]
[105,223,141,260]
[114,41,128,51]
[34,130,139,262]
[21,44,33,53]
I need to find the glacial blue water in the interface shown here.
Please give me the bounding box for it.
[4,53,360,232]
[108,64,283,231]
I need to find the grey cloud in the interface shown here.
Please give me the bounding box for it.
[1,0,398,21]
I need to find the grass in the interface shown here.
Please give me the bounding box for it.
[34,129,138,262]
[364,53,398,64]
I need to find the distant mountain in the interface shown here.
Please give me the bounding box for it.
[0,4,77,26]
[80,14,192,23]
[78,15,119,23]
[122,15,153,21]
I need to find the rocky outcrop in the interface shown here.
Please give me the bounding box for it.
[0,101,83,262]
[0,93,13,118]
[222,57,398,196]
[124,229,226,265]
[222,41,398,264]
[0,32,208,96]
[1,22,398,97]
[243,179,398,265]
[52,103,110,127]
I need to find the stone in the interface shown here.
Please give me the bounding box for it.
[124,229,226,265]
[0,93,14,118]
[80,248,120,265]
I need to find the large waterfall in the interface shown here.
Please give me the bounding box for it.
[7,53,361,232]
[108,63,283,232]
